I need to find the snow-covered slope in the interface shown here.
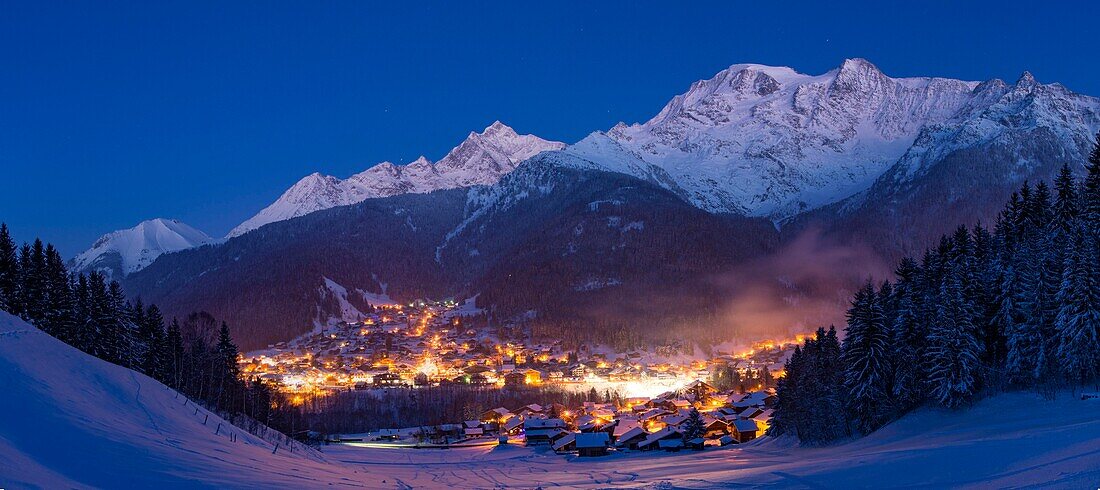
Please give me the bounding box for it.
[228,121,564,237]
[570,58,1099,220]
[0,311,377,489]
[322,390,1100,488]
[71,218,212,278]
[3,309,1097,487]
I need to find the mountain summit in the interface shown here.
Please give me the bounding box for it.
[227,122,564,237]
[71,218,212,278]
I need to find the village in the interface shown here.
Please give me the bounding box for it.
[238,299,802,454]
[340,380,777,456]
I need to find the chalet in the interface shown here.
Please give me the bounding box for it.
[686,437,706,451]
[480,407,512,424]
[730,419,759,443]
[501,417,524,436]
[682,380,718,402]
[658,438,685,452]
[752,409,774,432]
[702,417,730,438]
[615,426,649,450]
[638,427,682,451]
[551,432,577,452]
[373,372,405,387]
[738,407,763,419]
[503,371,527,388]
[524,418,566,446]
[576,432,611,457]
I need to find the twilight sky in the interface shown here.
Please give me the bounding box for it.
[2,0,1099,255]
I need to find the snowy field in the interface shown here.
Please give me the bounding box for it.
[2,311,1099,489]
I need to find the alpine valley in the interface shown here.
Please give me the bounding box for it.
[79,58,1100,351]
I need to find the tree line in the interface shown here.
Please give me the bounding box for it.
[0,229,275,426]
[771,135,1100,445]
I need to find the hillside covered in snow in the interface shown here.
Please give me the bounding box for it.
[2,311,1097,488]
[0,311,373,488]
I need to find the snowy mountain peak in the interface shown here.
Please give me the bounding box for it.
[72,218,212,278]
[228,122,563,237]
[1015,70,1038,89]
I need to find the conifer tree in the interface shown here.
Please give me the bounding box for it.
[1054,223,1100,384]
[215,322,245,412]
[681,407,704,443]
[166,318,185,390]
[890,258,924,410]
[842,282,892,433]
[0,224,17,313]
[1084,131,1100,227]
[926,272,981,408]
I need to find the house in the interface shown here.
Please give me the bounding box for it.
[503,371,527,388]
[730,419,759,443]
[702,418,730,438]
[372,372,405,387]
[501,417,524,436]
[686,437,706,451]
[658,438,684,452]
[480,407,512,424]
[682,380,718,402]
[551,432,577,452]
[464,427,484,438]
[614,426,648,450]
[638,427,682,451]
[576,432,611,457]
[524,418,567,446]
[752,409,774,432]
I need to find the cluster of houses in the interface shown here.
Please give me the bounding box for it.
[239,300,794,399]
[352,381,776,457]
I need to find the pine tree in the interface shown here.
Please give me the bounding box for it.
[0,224,17,313]
[926,272,981,408]
[166,318,185,390]
[42,245,76,344]
[215,322,245,413]
[140,304,168,381]
[1084,131,1100,228]
[890,257,925,411]
[769,346,801,437]
[681,407,704,442]
[18,240,47,326]
[1054,223,1100,384]
[842,282,892,434]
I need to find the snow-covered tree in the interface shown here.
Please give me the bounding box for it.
[1055,223,1100,384]
[925,272,982,408]
[842,282,893,433]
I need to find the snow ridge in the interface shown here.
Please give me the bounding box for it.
[228,122,564,237]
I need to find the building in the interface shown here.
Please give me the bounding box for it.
[576,432,611,457]
[730,419,759,443]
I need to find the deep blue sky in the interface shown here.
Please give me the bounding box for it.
[3,1,1099,255]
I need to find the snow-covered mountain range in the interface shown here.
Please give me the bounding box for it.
[560,58,1100,219]
[70,218,212,278]
[226,121,564,237]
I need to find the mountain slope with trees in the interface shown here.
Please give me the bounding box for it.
[771,138,1100,444]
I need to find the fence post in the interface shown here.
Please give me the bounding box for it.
[273,443,279,454]
[215,423,221,435]
[203,414,209,425]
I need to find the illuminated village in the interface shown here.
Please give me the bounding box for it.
[239,299,808,453]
